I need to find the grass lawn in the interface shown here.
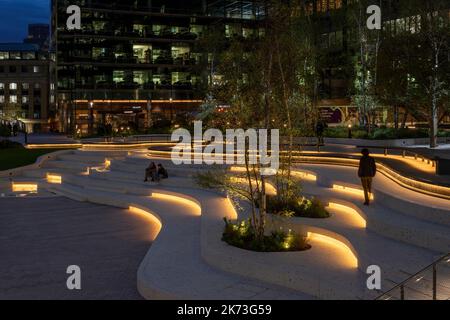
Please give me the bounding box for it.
[0,148,68,171]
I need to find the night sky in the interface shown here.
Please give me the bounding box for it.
[0,0,50,42]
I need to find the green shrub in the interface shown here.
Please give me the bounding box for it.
[222,218,310,252]
[371,128,428,140]
[0,124,11,137]
[438,130,450,138]
[324,126,368,139]
[0,140,23,149]
[266,195,330,219]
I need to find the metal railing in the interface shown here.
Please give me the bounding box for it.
[377,253,450,300]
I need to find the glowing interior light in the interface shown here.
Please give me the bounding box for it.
[12,182,38,193]
[415,276,424,283]
[151,193,201,216]
[46,174,62,184]
[104,159,111,168]
[307,232,358,269]
[332,184,374,200]
[327,202,366,228]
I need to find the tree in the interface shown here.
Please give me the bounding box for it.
[197,0,321,240]
[2,102,21,121]
[379,0,449,147]
[347,0,383,133]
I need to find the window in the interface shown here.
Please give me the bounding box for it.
[0,83,4,90]
[22,52,35,60]
[10,95,17,103]
[10,52,21,59]
[9,66,16,73]
[22,83,29,90]
[9,83,18,90]
[33,66,40,73]
[22,66,29,73]
[0,66,4,73]
[0,52,8,60]
[0,95,4,103]
[22,96,28,104]
[34,83,41,89]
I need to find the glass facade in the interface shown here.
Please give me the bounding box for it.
[52,0,265,133]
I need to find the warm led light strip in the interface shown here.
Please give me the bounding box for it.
[83,142,174,149]
[149,149,450,200]
[74,100,203,104]
[327,202,366,228]
[307,232,358,269]
[291,170,317,182]
[128,206,163,237]
[229,177,277,196]
[151,193,201,216]
[12,182,38,193]
[26,144,83,149]
[332,184,374,200]
[46,174,62,184]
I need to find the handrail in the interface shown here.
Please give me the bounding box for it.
[376,253,450,300]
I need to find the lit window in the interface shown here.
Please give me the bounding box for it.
[22,96,28,104]
[33,66,40,73]
[9,83,18,90]
[0,83,4,89]
[0,95,4,103]
[10,95,17,103]
[22,83,29,90]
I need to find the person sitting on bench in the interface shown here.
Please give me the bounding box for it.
[144,162,159,182]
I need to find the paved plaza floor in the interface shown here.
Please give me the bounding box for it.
[0,197,158,300]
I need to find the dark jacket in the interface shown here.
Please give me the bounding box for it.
[358,156,377,178]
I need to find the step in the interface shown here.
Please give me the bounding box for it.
[300,181,450,253]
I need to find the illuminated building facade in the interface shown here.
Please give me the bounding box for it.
[51,0,265,134]
[0,43,56,133]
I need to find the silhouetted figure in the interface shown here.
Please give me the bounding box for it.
[144,162,159,182]
[12,123,18,136]
[157,164,168,179]
[316,120,327,145]
[358,149,377,206]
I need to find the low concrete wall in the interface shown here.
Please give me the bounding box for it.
[324,137,449,147]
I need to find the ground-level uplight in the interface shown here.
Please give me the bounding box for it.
[46,173,62,184]
[12,182,38,193]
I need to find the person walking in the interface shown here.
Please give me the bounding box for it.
[358,148,377,206]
